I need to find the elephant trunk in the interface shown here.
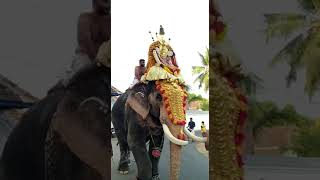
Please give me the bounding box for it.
[157,80,189,180]
[166,121,184,180]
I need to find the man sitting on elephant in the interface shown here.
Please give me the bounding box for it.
[48,0,110,93]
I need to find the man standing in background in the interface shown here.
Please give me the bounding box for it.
[201,121,207,136]
[187,117,196,142]
[187,117,195,133]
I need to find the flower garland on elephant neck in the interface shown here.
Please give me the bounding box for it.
[156,80,187,126]
[156,80,188,140]
[227,78,248,171]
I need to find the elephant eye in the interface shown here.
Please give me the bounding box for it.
[156,93,162,101]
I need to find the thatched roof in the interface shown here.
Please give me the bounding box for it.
[111,86,122,106]
[0,73,38,102]
[0,73,38,119]
[112,86,122,94]
[0,73,38,156]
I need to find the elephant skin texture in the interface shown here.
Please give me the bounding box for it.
[0,64,111,180]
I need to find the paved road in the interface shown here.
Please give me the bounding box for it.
[111,135,320,180]
[111,136,209,180]
[245,167,320,180]
[244,156,320,180]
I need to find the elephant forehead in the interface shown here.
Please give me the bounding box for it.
[156,80,187,125]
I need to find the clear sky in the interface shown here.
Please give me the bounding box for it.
[111,0,209,98]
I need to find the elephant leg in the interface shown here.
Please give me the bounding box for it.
[127,120,152,180]
[118,150,130,174]
[148,134,164,178]
[45,123,66,180]
[112,115,130,173]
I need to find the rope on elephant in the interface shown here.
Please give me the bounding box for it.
[78,96,109,114]
[79,96,106,108]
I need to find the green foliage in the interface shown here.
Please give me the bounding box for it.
[200,99,209,111]
[264,4,320,99]
[248,99,308,138]
[239,72,264,96]
[187,93,203,103]
[187,93,209,111]
[289,119,320,157]
[297,0,320,13]
[264,13,307,43]
[193,48,209,92]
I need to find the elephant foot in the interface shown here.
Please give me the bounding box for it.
[118,151,130,175]
[135,175,159,180]
[119,170,129,175]
[152,174,160,180]
[136,177,155,180]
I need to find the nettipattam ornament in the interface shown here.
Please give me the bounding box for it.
[156,80,188,126]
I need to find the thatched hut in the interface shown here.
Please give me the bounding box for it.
[0,73,38,154]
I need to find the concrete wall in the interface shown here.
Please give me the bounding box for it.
[254,126,295,155]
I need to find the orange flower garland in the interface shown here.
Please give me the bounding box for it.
[209,0,227,43]
[155,80,187,127]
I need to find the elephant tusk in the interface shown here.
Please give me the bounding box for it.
[162,124,188,146]
[184,127,207,143]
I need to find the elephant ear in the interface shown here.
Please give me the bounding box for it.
[126,91,150,119]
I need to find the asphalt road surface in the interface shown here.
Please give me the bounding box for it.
[244,156,320,180]
[111,135,320,180]
[111,137,209,180]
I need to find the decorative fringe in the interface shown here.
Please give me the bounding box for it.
[228,80,248,175]
[156,80,187,126]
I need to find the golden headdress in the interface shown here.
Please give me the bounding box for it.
[146,25,176,74]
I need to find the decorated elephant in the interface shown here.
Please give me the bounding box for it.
[112,80,207,180]
[0,62,111,180]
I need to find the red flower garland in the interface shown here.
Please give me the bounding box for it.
[227,79,248,171]
[156,81,187,126]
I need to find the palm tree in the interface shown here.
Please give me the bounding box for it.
[239,72,264,96]
[192,48,209,92]
[264,0,320,99]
